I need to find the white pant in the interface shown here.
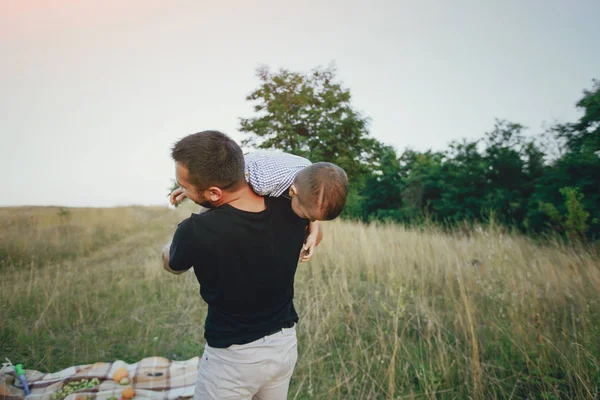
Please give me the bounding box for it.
[194,324,298,400]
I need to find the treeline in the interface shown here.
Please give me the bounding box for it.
[240,65,599,239]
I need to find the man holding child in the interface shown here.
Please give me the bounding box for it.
[161,130,347,399]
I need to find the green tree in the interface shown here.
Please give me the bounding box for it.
[562,187,591,241]
[396,149,445,222]
[554,79,600,155]
[529,80,600,237]
[238,67,599,239]
[539,187,592,241]
[239,65,383,183]
[481,120,530,227]
[363,145,404,221]
[437,139,488,223]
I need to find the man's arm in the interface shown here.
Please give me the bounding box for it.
[162,241,187,275]
[161,218,196,275]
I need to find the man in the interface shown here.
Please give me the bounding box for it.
[161,130,319,399]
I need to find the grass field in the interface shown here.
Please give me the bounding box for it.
[1,204,599,399]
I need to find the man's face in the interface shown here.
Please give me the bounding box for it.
[175,162,213,208]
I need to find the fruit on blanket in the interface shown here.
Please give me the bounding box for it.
[112,367,129,382]
[50,378,100,400]
[122,386,135,399]
[120,377,130,385]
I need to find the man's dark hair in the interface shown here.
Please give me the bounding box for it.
[295,162,349,220]
[171,130,245,190]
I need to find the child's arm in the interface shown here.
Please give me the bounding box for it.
[300,221,323,262]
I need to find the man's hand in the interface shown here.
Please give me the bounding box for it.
[169,187,187,206]
[300,221,322,262]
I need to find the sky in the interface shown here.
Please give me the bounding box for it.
[1,0,598,207]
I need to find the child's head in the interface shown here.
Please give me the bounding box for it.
[289,162,348,221]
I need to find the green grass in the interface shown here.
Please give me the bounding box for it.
[1,205,599,399]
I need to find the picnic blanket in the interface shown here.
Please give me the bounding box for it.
[0,356,199,399]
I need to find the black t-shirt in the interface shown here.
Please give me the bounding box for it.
[169,196,308,348]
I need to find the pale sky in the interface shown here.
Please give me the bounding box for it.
[1,0,598,207]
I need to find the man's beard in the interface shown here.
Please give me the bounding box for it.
[196,200,214,209]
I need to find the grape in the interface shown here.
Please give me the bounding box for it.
[51,378,101,400]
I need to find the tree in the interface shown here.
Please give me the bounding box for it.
[538,187,592,241]
[363,145,404,220]
[534,80,600,237]
[554,79,600,155]
[396,149,445,222]
[481,120,530,227]
[239,65,383,183]
[437,139,488,223]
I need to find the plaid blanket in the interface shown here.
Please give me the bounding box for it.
[0,356,199,399]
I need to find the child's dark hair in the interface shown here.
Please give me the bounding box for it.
[294,162,348,220]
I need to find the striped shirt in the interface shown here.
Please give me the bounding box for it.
[244,151,311,198]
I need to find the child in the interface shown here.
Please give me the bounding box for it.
[169,150,348,261]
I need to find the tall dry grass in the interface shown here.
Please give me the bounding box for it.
[0,206,166,269]
[1,205,599,399]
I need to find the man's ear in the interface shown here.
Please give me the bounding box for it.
[289,184,298,198]
[206,187,223,202]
